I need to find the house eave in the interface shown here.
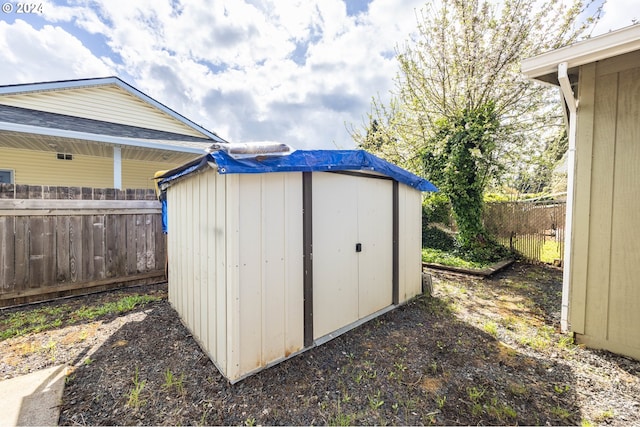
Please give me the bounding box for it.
[0,121,208,154]
[521,24,640,85]
[0,76,227,143]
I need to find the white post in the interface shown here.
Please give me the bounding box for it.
[113,145,122,190]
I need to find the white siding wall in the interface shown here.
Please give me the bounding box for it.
[398,185,423,301]
[236,173,304,378]
[167,168,231,377]
[167,168,304,382]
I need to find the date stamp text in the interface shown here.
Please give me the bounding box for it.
[2,3,43,14]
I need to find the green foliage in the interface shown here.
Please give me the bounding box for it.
[422,193,452,226]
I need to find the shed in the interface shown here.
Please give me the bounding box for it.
[159,146,437,382]
[522,24,640,360]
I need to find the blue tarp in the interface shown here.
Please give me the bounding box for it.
[160,149,438,192]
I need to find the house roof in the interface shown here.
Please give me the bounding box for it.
[160,149,438,192]
[521,24,640,85]
[0,76,227,143]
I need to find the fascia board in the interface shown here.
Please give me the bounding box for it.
[522,24,640,81]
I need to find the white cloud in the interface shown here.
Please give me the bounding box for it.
[0,19,113,84]
[1,0,634,150]
[591,0,638,36]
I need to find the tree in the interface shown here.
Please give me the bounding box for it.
[351,0,599,257]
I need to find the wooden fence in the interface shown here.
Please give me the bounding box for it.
[0,185,165,307]
[484,200,566,265]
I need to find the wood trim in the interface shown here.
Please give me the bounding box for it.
[0,209,160,216]
[0,271,164,301]
[0,199,160,210]
[392,181,399,305]
[302,172,313,347]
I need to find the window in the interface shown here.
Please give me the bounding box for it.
[0,169,14,184]
[56,153,73,160]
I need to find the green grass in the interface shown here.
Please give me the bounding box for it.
[0,293,161,341]
[422,248,490,269]
[540,240,562,264]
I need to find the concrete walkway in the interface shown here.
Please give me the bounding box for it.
[0,365,67,427]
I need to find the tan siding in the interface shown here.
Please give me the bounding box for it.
[572,51,640,360]
[570,62,596,334]
[121,158,183,190]
[0,147,113,187]
[0,146,186,189]
[607,66,640,352]
[0,85,206,137]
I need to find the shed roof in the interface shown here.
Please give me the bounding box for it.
[521,24,640,85]
[160,149,438,192]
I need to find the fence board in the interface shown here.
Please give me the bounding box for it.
[0,216,15,290]
[69,216,82,283]
[56,216,70,283]
[14,217,29,289]
[43,216,56,287]
[0,186,164,306]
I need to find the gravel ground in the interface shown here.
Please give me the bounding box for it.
[1,261,639,425]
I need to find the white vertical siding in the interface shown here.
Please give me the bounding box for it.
[312,173,360,339]
[398,185,423,302]
[167,167,231,378]
[236,173,304,377]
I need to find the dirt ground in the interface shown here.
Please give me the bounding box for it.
[1,261,639,426]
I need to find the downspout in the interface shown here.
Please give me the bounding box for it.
[558,62,577,333]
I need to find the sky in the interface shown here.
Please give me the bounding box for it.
[0,0,636,150]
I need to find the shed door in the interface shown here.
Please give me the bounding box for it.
[312,172,393,339]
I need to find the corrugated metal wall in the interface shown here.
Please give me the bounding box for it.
[570,50,640,360]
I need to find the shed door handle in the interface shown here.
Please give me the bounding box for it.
[355,243,362,252]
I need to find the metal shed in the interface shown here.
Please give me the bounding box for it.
[159,146,437,383]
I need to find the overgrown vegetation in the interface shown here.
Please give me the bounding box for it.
[0,293,160,341]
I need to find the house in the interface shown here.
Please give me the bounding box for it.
[0,77,227,190]
[522,24,640,360]
[158,146,437,382]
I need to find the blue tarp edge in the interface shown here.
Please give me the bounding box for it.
[160,149,437,192]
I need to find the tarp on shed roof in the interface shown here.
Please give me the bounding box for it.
[160,149,438,192]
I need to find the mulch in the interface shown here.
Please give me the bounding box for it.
[1,261,638,425]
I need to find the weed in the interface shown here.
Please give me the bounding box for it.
[551,405,571,420]
[244,417,256,426]
[44,338,57,361]
[368,391,384,410]
[507,382,528,397]
[436,395,446,409]
[394,362,407,372]
[163,368,185,394]
[83,357,93,365]
[486,397,517,421]
[127,367,146,409]
[594,408,614,423]
[328,402,354,427]
[391,402,399,413]
[483,321,499,338]
[557,334,576,350]
[553,384,570,395]
[471,403,483,417]
[341,391,351,403]
[429,361,438,375]
[581,419,594,427]
[395,343,407,353]
[467,386,485,403]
